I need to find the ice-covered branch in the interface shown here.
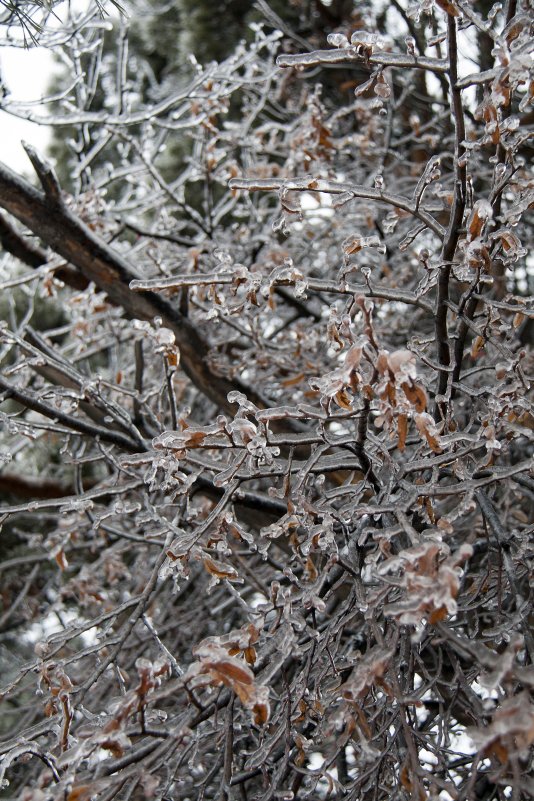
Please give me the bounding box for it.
[277,48,448,74]
[229,177,445,238]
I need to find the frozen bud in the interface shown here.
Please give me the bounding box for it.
[227,417,257,445]
[494,163,507,180]
[342,234,385,255]
[419,248,430,264]
[388,349,417,380]
[488,2,502,20]
[152,431,183,450]
[467,200,493,239]
[34,641,50,658]
[327,32,349,48]
[405,36,416,54]
[351,30,385,49]
[375,73,391,98]
[494,361,511,379]
[232,263,248,281]
[213,248,232,266]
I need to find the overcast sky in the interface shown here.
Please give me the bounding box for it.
[1,45,54,174]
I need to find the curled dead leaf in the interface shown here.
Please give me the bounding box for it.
[414,413,442,453]
[203,557,239,581]
[334,389,353,410]
[435,0,459,15]
[401,381,427,412]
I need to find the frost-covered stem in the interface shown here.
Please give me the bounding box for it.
[221,694,235,799]
[277,49,448,73]
[116,20,129,117]
[349,367,380,493]
[434,14,467,420]
[164,359,178,431]
[0,374,142,452]
[456,0,500,43]
[131,272,236,290]
[0,563,39,630]
[490,0,517,299]
[389,664,426,801]
[451,293,479,391]
[229,178,445,238]
[77,533,173,701]
[131,273,432,311]
[114,130,210,236]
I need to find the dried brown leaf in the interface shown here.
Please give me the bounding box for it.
[397,414,408,451]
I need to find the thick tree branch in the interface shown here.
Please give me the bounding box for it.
[434,15,467,419]
[0,158,264,414]
[0,472,86,501]
[0,212,89,290]
[0,211,47,268]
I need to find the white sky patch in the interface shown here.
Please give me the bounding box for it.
[24,605,99,649]
[0,45,54,174]
[0,0,96,174]
[300,190,335,218]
